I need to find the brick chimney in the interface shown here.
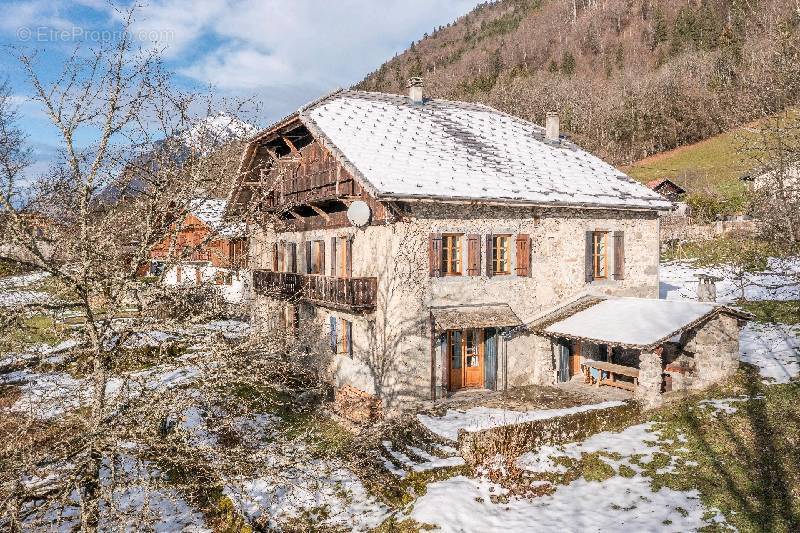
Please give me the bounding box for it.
[545,111,560,142]
[407,77,424,104]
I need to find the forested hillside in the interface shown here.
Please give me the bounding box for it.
[357,0,800,166]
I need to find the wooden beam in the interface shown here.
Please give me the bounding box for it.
[310,205,330,221]
[287,210,302,220]
[282,135,299,154]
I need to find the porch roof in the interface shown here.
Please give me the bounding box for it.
[540,297,749,349]
[431,304,522,332]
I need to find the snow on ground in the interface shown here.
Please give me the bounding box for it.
[2,364,199,419]
[0,271,54,307]
[417,401,626,442]
[412,474,722,533]
[516,423,665,475]
[740,322,800,384]
[0,271,50,288]
[699,395,764,416]
[225,462,388,532]
[413,423,726,532]
[199,319,251,339]
[0,289,54,307]
[660,258,800,303]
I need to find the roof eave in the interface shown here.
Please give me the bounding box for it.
[375,193,672,212]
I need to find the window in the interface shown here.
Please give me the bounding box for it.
[464,329,482,367]
[215,271,233,285]
[592,231,608,279]
[491,235,511,275]
[310,240,324,274]
[329,316,352,355]
[331,236,351,278]
[441,234,462,276]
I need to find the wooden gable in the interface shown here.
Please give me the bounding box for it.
[233,119,392,232]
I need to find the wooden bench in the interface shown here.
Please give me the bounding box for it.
[582,360,639,391]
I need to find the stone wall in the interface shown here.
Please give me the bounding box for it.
[635,349,664,409]
[250,203,661,412]
[458,401,640,465]
[682,313,741,388]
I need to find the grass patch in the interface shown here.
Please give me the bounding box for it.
[644,370,800,532]
[578,453,616,482]
[661,235,788,270]
[0,258,33,278]
[0,314,65,353]
[622,109,799,188]
[737,300,800,325]
[373,517,437,532]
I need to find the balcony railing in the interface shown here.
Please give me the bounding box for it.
[252,270,377,312]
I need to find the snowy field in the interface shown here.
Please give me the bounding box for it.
[0,271,53,307]
[412,423,728,532]
[660,257,800,303]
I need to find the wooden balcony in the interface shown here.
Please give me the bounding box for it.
[252,270,377,312]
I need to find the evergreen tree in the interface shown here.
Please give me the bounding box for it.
[560,50,576,76]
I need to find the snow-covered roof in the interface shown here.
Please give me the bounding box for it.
[292,90,671,210]
[189,198,244,238]
[543,297,745,348]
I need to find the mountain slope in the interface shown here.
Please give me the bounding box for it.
[623,107,800,188]
[357,0,800,166]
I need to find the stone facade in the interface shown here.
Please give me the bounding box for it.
[250,202,661,412]
[635,349,664,409]
[681,314,741,388]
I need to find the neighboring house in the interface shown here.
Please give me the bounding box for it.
[148,198,248,302]
[228,82,748,414]
[646,178,686,202]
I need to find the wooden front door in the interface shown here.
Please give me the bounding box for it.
[569,341,582,377]
[448,329,484,390]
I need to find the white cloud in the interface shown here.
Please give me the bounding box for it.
[132,0,480,90]
[0,1,75,34]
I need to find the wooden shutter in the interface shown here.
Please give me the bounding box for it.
[330,237,337,277]
[289,243,297,273]
[466,234,480,276]
[318,240,325,275]
[585,231,594,282]
[485,234,494,277]
[345,238,352,278]
[515,234,530,276]
[329,316,337,352]
[346,320,353,356]
[484,328,498,390]
[429,233,442,277]
[613,231,625,280]
[304,241,312,274]
[272,242,278,272]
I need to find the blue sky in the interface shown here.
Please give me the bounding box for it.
[0,0,481,168]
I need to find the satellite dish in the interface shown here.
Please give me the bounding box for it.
[347,200,372,228]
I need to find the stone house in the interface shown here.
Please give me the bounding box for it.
[228,82,748,414]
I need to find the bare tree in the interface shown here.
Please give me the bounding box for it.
[0,9,340,531]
